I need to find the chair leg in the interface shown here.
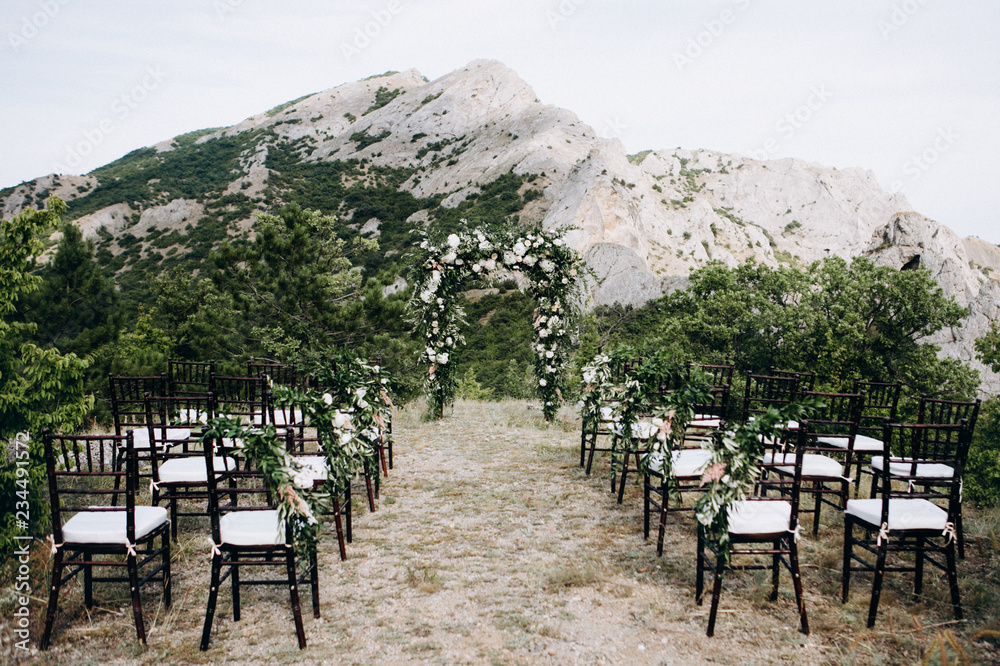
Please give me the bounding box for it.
[770,541,781,602]
[379,440,389,477]
[162,529,172,607]
[345,484,353,543]
[126,553,147,645]
[84,562,94,609]
[656,482,669,558]
[945,539,963,620]
[364,471,376,512]
[866,539,889,628]
[707,563,725,637]
[309,548,320,618]
[285,550,306,649]
[812,485,823,536]
[789,539,809,635]
[695,530,705,605]
[616,457,629,504]
[332,493,347,561]
[387,435,393,469]
[585,427,599,476]
[956,504,965,560]
[914,536,925,597]
[170,499,178,541]
[579,421,588,468]
[201,554,223,651]
[40,552,64,650]
[842,518,853,603]
[232,553,241,621]
[642,476,651,540]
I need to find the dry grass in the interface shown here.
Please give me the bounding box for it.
[6,399,1000,664]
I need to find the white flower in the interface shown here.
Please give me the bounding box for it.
[554,238,563,246]
[293,469,314,489]
[523,255,537,266]
[437,352,449,365]
[539,259,555,273]
[539,379,548,387]
[442,252,457,264]
[446,336,453,345]
[447,233,461,248]
[420,290,433,303]
[538,329,550,338]
[484,259,496,271]
[583,369,597,384]
[322,393,334,406]
[339,432,354,446]
[502,251,516,266]
[426,346,435,357]
[420,240,429,249]
[545,351,554,359]
[513,241,527,257]
[472,263,482,273]
[333,411,352,429]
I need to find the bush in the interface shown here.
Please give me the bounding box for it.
[966,396,1000,506]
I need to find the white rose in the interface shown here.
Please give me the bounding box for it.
[426,347,435,356]
[554,238,563,246]
[447,234,461,248]
[323,393,334,406]
[539,379,548,387]
[484,259,496,271]
[546,351,554,359]
[421,290,433,303]
[438,352,449,364]
[523,255,537,266]
[513,241,527,256]
[539,259,555,273]
[472,263,482,273]
[442,252,457,264]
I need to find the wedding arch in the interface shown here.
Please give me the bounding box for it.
[408,224,584,421]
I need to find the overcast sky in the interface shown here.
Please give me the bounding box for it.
[3,0,998,243]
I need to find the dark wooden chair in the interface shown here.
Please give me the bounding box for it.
[108,373,170,476]
[843,421,969,627]
[41,430,171,649]
[274,393,352,561]
[740,372,801,425]
[248,360,305,388]
[145,393,236,539]
[769,367,816,392]
[167,358,215,397]
[200,430,319,651]
[209,373,268,426]
[581,357,630,474]
[841,380,901,495]
[697,429,809,637]
[771,391,863,536]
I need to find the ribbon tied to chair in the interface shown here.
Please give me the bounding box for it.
[942,522,957,544]
[789,524,803,543]
[149,479,160,493]
[210,541,222,557]
[124,539,138,558]
[876,521,890,546]
[47,534,62,555]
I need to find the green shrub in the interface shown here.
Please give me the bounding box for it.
[966,396,1000,506]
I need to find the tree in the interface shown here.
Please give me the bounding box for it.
[209,204,375,360]
[975,322,1000,373]
[20,221,119,356]
[1,198,92,557]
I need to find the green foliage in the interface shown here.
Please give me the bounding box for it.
[363,86,403,115]
[975,322,1000,373]
[456,366,493,400]
[349,127,391,150]
[454,291,535,398]
[266,93,314,117]
[1,198,92,558]
[965,396,1000,506]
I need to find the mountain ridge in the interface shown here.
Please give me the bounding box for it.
[4,59,998,393]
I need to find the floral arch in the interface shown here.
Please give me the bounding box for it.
[408,225,584,421]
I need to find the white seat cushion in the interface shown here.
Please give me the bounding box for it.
[220,510,284,546]
[845,498,948,531]
[646,449,714,478]
[129,427,191,449]
[871,456,954,479]
[62,506,168,544]
[764,452,846,479]
[610,420,657,440]
[819,433,884,452]
[599,406,616,422]
[728,500,792,535]
[293,455,328,485]
[158,456,236,484]
[689,414,721,428]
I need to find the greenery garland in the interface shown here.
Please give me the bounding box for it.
[692,398,820,567]
[408,224,583,421]
[200,418,328,567]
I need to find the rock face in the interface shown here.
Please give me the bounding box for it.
[4,59,998,393]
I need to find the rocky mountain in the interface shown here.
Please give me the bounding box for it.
[3,59,998,393]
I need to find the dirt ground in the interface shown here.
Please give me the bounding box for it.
[14,400,997,665]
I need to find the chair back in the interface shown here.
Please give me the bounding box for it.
[769,368,816,392]
[801,391,863,440]
[918,396,981,433]
[210,374,268,424]
[852,380,900,440]
[876,421,970,514]
[739,428,804,531]
[267,389,307,440]
[741,373,800,423]
[248,361,304,388]
[203,429,291,547]
[44,430,137,546]
[144,393,215,486]
[168,358,215,397]
[109,374,166,435]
